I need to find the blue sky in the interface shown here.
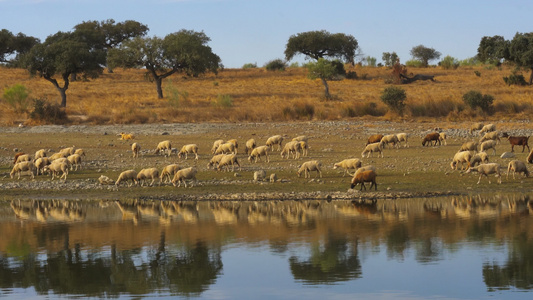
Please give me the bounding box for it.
[1,0,532,68]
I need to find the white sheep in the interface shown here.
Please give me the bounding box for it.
[439,132,447,146]
[297,160,322,178]
[160,164,182,183]
[480,131,500,143]
[266,135,284,151]
[207,154,226,169]
[34,157,51,175]
[43,161,69,181]
[98,175,114,185]
[115,170,138,186]
[270,173,278,183]
[480,140,497,155]
[361,142,383,158]
[354,165,377,176]
[214,142,236,155]
[465,163,502,184]
[396,133,409,147]
[10,161,36,179]
[34,149,47,159]
[507,160,529,179]
[450,151,472,170]
[132,142,141,158]
[74,148,86,157]
[15,154,32,164]
[470,122,484,135]
[281,140,302,159]
[211,139,225,154]
[299,141,309,157]
[245,138,256,155]
[333,158,362,177]
[49,152,68,161]
[217,154,241,172]
[227,139,239,154]
[178,144,199,160]
[292,135,308,143]
[137,168,160,186]
[67,153,82,171]
[59,146,75,156]
[172,167,198,187]
[470,151,489,167]
[155,140,172,156]
[479,123,496,136]
[459,141,478,153]
[254,170,266,182]
[248,145,270,163]
[380,134,399,149]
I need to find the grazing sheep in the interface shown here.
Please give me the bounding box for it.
[479,123,496,136]
[227,139,239,154]
[248,145,270,163]
[59,146,75,157]
[366,134,384,146]
[254,170,266,182]
[459,141,478,153]
[470,152,489,167]
[354,165,377,176]
[160,164,182,183]
[439,132,448,146]
[270,173,278,183]
[380,134,399,149]
[98,175,114,185]
[115,170,138,186]
[74,148,86,157]
[479,131,500,143]
[396,133,409,148]
[214,142,236,155]
[15,154,32,164]
[43,161,69,181]
[211,139,225,154]
[217,154,241,172]
[297,160,322,178]
[34,157,51,175]
[281,141,302,159]
[245,138,256,155]
[266,135,284,151]
[480,140,497,155]
[299,141,309,157]
[119,132,135,140]
[362,142,383,158]
[67,153,82,171]
[10,161,36,179]
[465,163,502,184]
[470,122,484,135]
[155,140,172,156]
[350,170,377,191]
[172,167,198,187]
[34,149,47,159]
[450,151,472,170]
[132,142,141,158]
[137,168,160,186]
[507,160,529,179]
[49,152,68,161]
[178,144,199,160]
[334,158,362,177]
[422,132,441,146]
[207,154,226,169]
[292,135,309,143]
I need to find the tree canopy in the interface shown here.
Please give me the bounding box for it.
[108,29,221,99]
[409,45,441,67]
[477,35,507,65]
[0,29,39,66]
[507,32,533,84]
[284,30,358,64]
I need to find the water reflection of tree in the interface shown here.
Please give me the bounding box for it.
[289,234,361,284]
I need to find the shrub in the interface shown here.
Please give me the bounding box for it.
[289,62,300,68]
[503,73,527,86]
[380,86,407,115]
[264,59,286,71]
[165,83,189,108]
[282,102,315,120]
[3,84,30,114]
[242,63,257,69]
[440,55,459,70]
[345,71,358,79]
[405,60,424,68]
[214,94,233,108]
[462,90,494,113]
[29,98,68,124]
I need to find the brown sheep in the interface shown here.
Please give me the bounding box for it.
[350,170,377,191]
[422,132,441,146]
[366,134,383,146]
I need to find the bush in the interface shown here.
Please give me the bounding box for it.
[165,83,189,108]
[503,73,527,86]
[282,102,315,120]
[380,86,407,115]
[29,98,68,124]
[3,84,30,114]
[462,90,494,113]
[264,59,286,71]
[213,94,233,108]
[440,55,459,70]
[405,60,424,68]
[242,63,257,69]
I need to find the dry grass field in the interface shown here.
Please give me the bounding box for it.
[1,65,533,125]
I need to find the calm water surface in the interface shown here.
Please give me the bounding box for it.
[1,195,532,299]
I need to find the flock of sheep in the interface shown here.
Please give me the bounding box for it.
[7,122,533,192]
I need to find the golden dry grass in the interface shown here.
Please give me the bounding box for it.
[1,65,533,125]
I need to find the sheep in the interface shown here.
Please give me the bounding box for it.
[465,163,502,184]
[59,146,76,157]
[245,138,256,155]
[10,161,36,179]
[299,141,309,157]
[292,135,309,143]
[380,134,399,149]
[470,152,489,167]
[479,123,496,136]
[98,175,114,185]
[459,141,478,153]
[297,160,322,178]
[439,132,448,146]
[528,149,533,164]
[49,152,68,161]
[207,154,226,169]
[155,140,172,156]
[67,153,82,171]
[248,145,270,163]
[422,132,441,146]
[214,142,236,155]
[333,158,362,177]
[361,142,383,158]
[254,170,266,182]
[354,165,377,176]
[34,157,51,175]
[132,142,141,158]
[501,133,530,153]
[366,134,384,146]
[396,133,409,148]
[479,131,500,143]
[270,173,278,183]
[115,170,138,186]
[160,164,182,183]
[74,148,86,157]
[350,170,377,191]
[178,144,199,160]
[119,132,135,140]
[15,154,32,164]
[211,139,225,154]
[217,154,241,172]
[266,135,284,151]
[450,151,472,170]
[507,160,529,179]
[480,140,497,155]
[43,161,69,181]
[13,152,25,164]
[136,168,160,186]
[470,122,484,135]
[280,140,302,159]
[172,167,198,187]
[227,139,239,154]
[34,149,47,159]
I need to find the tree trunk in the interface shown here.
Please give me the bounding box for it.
[44,74,70,107]
[529,67,533,85]
[147,66,178,99]
[155,77,164,99]
[321,77,331,99]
